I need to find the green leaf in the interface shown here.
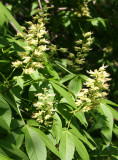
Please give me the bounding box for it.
[0,111,11,131]
[60,74,76,83]
[30,70,40,80]
[88,17,106,28]
[14,76,24,89]
[30,127,60,158]
[32,2,38,10]
[0,96,11,109]
[54,60,72,74]
[105,104,118,120]
[29,84,37,100]
[0,7,7,27]
[70,133,90,160]
[101,99,118,107]
[6,130,24,148]
[11,85,22,105]
[59,131,75,160]
[83,130,96,146]
[69,76,82,95]
[10,119,24,130]
[30,10,38,16]
[69,128,95,150]
[0,148,9,158]
[0,37,9,47]
[111,155,118,160]
[57,104,95,150]
[50,81,77,109]
[78,74,88,81]
[57,103,79,126]
[47,67,60,79]
[100,103,113,130]
[27,119,39,127]
[113,124,118,138]
[100,103,113,146]
[25,126,47,160]
[0,154,13,160]
[75,110,88,127]
[0,140,29,160]
[0,96,11,131]
[52,113,62,144]
[0,60,10,63]
[2,91,19,114]
[0,2,23,34]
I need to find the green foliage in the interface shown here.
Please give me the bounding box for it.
[0,1,118,160]
[24,126,47,160]
[0,2,23,34]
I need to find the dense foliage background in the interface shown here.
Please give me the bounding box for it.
[1,0,118,102]
[0,0,118,160]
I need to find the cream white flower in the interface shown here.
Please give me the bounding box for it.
[76,92,85,97]
[17,32,23,37]
[40,39,49,44]
[35,93,43,97]
[75,65,111,112]
[34,50,43,57]
[22,57,31,63]
[32,62,44,68]
[76,40,83,45]
[28,39,38,46]
[32,87,55,126]
[45,115,51,120]
[37,30,47,38]
[42,88,48,92]
[29,24,36,31]
[33,102,43,108]
[46,101,53,106]
[12,60,22,68]
[25,46,32,51]
[23,68,34,74]
[39,45,47,51]
[75,100,82,106]
[83,32,92,37]
[47,94,55,97]
[99,65,108,71]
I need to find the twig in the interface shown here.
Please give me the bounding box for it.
[8,19,20,33]
[38,0,43,11]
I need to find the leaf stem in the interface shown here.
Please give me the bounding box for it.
[8,19,20,33]
[38,0,43,11]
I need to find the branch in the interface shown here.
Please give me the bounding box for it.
[38,0,43,11]
[8,19,20,33]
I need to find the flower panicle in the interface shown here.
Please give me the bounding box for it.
[32,89,56,127]
[75,65,111,112]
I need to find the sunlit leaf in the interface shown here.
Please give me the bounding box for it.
[25,126,47,160]
[59,131,75,160]
[50,81,77,109]
[70,132,90,160]
[69,76,82,95]
[52,113,62,144]
[0,2,23,34]
[30,127,60,158]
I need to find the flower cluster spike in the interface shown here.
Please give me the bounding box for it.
[12,14,49,74]
[74,1,91,17]
[69,31,93,71]
[32,88,56,127]
[75,65,111,112]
